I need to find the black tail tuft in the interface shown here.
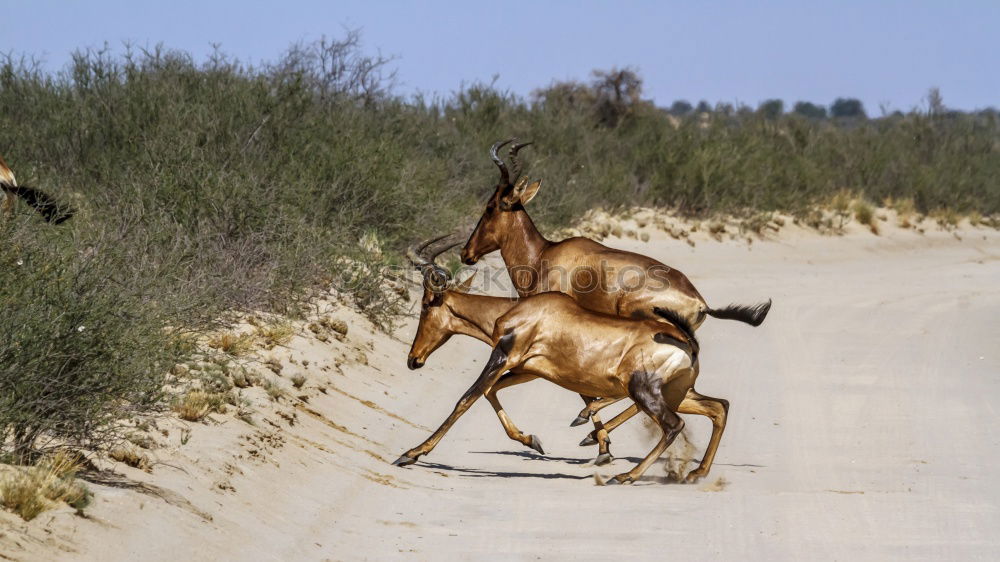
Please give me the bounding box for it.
[2,182,74,224]
[652,306,699,360]
[706,299,772,327]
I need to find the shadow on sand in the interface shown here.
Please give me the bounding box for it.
[416,460,590,480]
[468,449,594,464]
[409,449,765,482]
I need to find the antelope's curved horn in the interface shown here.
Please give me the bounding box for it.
[406,232,455,267]
[490,139,514,186]
[406,232,462,294]
[509,140,533,180]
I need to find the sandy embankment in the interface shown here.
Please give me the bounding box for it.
[2,211,999,561]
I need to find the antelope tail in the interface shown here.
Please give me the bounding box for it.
[652,306,700,361]
[705,299,772,327]
[1,182,75,224]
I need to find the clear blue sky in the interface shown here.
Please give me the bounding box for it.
[3,0,997,112]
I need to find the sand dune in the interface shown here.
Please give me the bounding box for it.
[4,215,999,561]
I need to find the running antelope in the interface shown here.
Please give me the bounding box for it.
[0,154,73,224]
[405,235,615,465]
[393,289,703,485]
[406,236,731,480]
[460,140,765,446]
[460,139,770,330]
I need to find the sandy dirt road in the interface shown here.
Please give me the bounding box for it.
[18,223,999,561]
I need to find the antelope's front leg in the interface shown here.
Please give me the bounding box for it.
[393,337,513,467]
[483,372,545,454]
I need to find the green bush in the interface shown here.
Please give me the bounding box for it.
[0,218,182,461]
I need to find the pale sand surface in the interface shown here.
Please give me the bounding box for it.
[3,217,998,561]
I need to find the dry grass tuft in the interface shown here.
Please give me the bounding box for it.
[291,374,307,389]
[830,189,853,215]
[173,390,211,421]
[707,220,727,241]
[127,433,156,450]
[264,379,285,402]
[171,390,227,421]
[208,332,256,356]
[893,197,917,228]
[852,199,879,234]
[1,452,91,520]
[316,316,349,336]
[256,320,295,349]
[229,367,253,388]
[109,446,152,472]
[931,207,961,229]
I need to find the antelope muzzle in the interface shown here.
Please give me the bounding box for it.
[460,246,479,266]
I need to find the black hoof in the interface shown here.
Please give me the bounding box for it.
[391,454,417,467]
[606,475,632,486]
[579,433,609,447]
[594,452,613,466]
[528,435,545,455]
[570,414,589,427]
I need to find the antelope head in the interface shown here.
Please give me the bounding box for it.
[405,233,470,369]
[460,139,542,265]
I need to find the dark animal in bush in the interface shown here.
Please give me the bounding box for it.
[0,155,73,224]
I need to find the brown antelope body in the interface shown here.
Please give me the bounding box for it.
[393,291,706,484]
[460,140,770,330]
[0,155,73,224]
[406,269,730,480]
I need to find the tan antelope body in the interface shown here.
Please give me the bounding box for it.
[405,270,732,480]
[405,237,616,464]
[461,140,771,330]
[394,291,704,484]
[0,154,73,224]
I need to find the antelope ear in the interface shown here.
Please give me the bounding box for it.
[501,177,541,209]
[455,272,477,293]
[519,179,542,205]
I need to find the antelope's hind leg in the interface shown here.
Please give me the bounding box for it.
[676,389,729,482]
[570,396,621,426]
[392,334,514,467]
[606,372,685,485]
[574,396,616,465]
[580,403,639,446]
[484,373,546,454]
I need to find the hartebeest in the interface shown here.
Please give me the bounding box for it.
[456,139,764,468]
[0,154,73,224]
[461,139,770,330]
[405,238,731,479]
[405,235,616,464]
[393,286,704,484]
